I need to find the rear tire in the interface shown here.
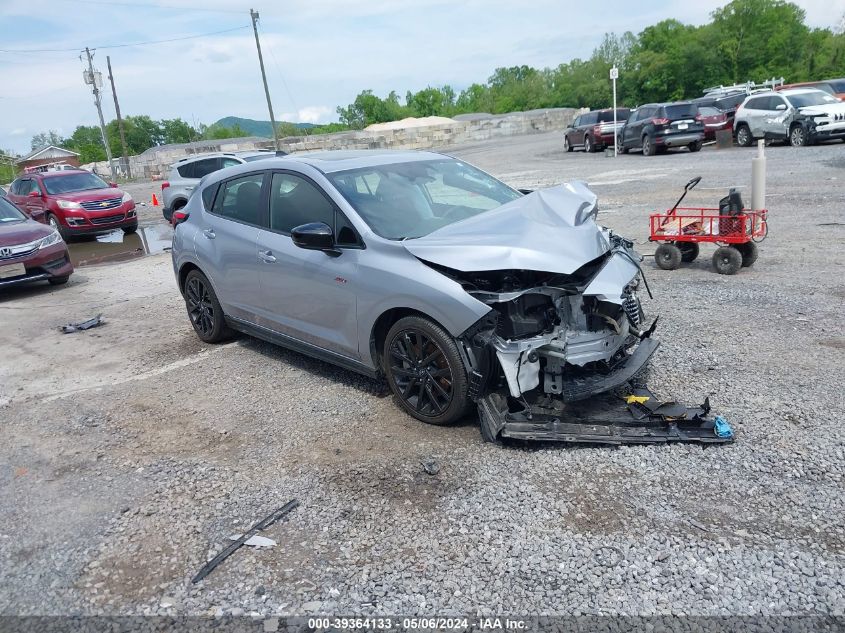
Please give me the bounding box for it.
[712,246,742,275]
[676,241,700,262]
[384,316,470,426]
[655,243,682,270]
[689,141,702,152]
[735,241,758,267]
[642,135,655,156]
[584,135,595,153]
[183,269,233,343]
[736,125,752,147]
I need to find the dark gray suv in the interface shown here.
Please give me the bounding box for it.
[619,103,705,156]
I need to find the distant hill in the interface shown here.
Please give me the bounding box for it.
[214,116,316,138]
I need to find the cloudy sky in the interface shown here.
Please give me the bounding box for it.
[0,0,839,154]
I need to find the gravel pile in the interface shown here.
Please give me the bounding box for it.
[1,136,843,618]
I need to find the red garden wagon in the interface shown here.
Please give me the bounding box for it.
[648,177,768,275]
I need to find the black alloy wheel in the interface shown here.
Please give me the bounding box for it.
[384,316,470,426]
[184,270,232,343]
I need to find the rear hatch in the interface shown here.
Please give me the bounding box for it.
[664,104,704,134]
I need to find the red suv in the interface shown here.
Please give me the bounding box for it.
[6,170,137,239]
[564,108,631,153]
[0,195,73,288]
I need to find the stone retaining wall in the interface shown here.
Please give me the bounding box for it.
[87,108,579,180]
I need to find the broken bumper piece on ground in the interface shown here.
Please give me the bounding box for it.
[478,386,734,445]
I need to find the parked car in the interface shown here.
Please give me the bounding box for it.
[564,108,630,153]
[171,150,652,434]
[734,88,845,146]
[692,91,749,128]
[5,170,137,240]
[0,194,73,288]
[776,78,845,101]
[161,150,280,221]
[618,102,705,155]
[695,105,731,140]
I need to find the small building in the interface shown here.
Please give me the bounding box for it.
[16,146,80,174]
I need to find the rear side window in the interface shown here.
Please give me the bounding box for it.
[744,96,768,110]
[664,104,697,119]
[221,158,241,168]
[582,112,598,125]
[211,173,265,225]
[178,158,219,179]
[201,183,219,211]
[829,80,845,93]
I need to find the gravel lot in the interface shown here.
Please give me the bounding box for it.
[1,134,843,619]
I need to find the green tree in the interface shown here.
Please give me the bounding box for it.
[336,90,408,128]
[160,118,196,144]
[30,130,63,150]
[406,86,456,117]
[202,123,249,140]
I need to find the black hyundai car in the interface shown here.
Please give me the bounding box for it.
[619,102,705,156]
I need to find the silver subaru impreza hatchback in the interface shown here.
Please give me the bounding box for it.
[172,150,655,440]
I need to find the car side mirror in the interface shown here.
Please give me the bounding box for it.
[291,222,338,254]
[28,190,41,198]
[775,104,787,111]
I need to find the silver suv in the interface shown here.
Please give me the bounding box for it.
[171,150,656,441]
[734,88,845,147]
[161,150,278,221]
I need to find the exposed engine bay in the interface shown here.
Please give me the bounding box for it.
[407,182,732,444]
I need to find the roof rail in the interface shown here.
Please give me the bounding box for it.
[703,77,785,96]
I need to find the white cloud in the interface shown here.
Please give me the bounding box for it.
[9,128,27,136]
[296,106,331,124]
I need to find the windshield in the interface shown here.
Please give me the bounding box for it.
[43,172,109,195]
[327,159,522,240]
[0,197,26,222]
[785,91,839,108]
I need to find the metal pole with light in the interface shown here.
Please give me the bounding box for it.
[610,66,619,157]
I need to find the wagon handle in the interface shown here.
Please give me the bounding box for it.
[669,176,702,213]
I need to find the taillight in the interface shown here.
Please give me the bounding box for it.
[652,117,670,125]
[161,181,170,190]
[172,210,189,226]
[592,125,602,136]
[695,114,703,121]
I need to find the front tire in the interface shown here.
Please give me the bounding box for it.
[46,213,68,240]
[122,222,138,235]
[183,269,233,343]
[789,125,808,147]
[384,316,470,426]
[564,136,573,153]
[712,246,742,275]
[655,243,682,270]
[48,276,69,286]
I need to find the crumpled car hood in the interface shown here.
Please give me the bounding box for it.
[402,183,610,275]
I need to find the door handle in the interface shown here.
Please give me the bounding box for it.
[259,250,277,263]
[202,228,215,239]
[185,186,194,191]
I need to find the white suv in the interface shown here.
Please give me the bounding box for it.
[161,150,279,221]
[734,88,845,147]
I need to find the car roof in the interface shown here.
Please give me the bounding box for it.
[778,87,830,96]
[36,170,90,179]
[284,150,449,173]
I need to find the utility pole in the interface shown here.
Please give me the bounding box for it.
[250,9,281,151]
[83,47,117,181]
[106,56,131,179]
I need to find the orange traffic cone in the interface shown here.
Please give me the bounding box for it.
[151,193,160,206]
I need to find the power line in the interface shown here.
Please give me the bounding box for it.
[55,0,245,13]
[0,25,250,53]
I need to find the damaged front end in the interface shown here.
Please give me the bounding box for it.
[407,183,732,445]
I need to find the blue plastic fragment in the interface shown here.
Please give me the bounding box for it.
[713,415,734,439]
